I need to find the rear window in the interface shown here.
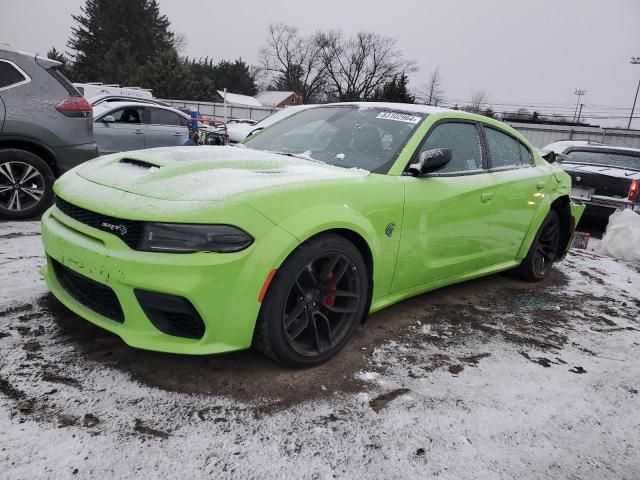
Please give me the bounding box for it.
[564,150,640,170]
[0,60,29,90]
[45,67,81,96]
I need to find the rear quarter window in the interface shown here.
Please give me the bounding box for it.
[0,60,30,91]
[484,127,532,168]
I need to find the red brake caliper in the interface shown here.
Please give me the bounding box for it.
[325,271,337,307]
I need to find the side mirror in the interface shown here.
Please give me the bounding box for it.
[408,148,452,176]
[102,115,116,123]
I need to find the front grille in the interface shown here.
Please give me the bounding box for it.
[55,196,143,249]
[51,258,124,323]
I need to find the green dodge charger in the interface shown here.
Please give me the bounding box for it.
[41,103,584,367]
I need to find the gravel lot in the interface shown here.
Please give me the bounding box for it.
[1,221,639,479]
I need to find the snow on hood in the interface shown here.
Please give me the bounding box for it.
[77,146,370,201]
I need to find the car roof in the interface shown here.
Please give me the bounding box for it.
[326,101,454,116]
[563,145,640,155]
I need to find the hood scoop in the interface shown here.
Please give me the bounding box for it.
[119,158,161,170]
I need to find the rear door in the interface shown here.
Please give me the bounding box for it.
[482,125,551,264]
[392,121,495,293]
[93,106,146,155]
[146,108,189,148]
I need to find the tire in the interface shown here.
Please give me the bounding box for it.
[253,233,370,368]
[0,149,55,220]
[515,210,561,282]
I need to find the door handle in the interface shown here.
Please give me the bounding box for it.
[173,132,183,136]
[536,182,546,190]
[134,129,144,135]
[481,192,494,203]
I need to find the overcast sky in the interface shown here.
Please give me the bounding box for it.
[2,0,640,127]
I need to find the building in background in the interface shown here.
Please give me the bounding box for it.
[256,91,303,108]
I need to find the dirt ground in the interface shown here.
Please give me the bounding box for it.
[1,222,639,479]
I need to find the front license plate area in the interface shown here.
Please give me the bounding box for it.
[572,187,595,201]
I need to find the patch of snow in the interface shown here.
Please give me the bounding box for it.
[598,209,640,262]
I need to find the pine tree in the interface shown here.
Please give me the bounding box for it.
[372,73,415,103]
[68,0,175,83]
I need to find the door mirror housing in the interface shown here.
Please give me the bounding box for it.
[408,148,453,176]
[102,115,116,123]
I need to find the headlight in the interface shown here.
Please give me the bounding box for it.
[139,223,253,253]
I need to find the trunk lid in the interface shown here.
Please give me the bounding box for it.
[560,163,638,198]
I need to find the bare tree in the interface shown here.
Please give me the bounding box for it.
[259,24,326,102]
[318,30,416,101]
[173,32,188,54]
[418,66,445,106]
[468,89,489,113]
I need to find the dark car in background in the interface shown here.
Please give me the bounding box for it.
[543,141,640,221]
[0,46,97,220]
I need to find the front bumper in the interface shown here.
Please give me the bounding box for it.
[41,199,298,355]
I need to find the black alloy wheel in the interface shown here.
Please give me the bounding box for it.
[533,214,560,278]
[516,210,561,282]
[253,234,369,368]
[283,252,362,356]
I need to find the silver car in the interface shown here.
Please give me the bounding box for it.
[93,101,190,155]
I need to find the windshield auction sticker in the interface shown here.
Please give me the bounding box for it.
[376,112,422,124]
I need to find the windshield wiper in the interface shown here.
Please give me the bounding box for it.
[267,150,326,164]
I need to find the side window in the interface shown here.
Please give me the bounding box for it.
[417,122,483,173]
[519,142,533,165]
[484,127,531,168]
[108,107,145,124]
[0,60,29,90]
[150,108,181,126]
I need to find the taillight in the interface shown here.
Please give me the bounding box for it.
[629,180,639,202]
[55,96,92,118]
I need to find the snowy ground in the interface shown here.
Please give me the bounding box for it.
[1,222,639,479]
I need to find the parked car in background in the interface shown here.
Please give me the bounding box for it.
[0,46,97,219]
[227,105,314,143]
[93,101,190,155]
[227,118,257,125]
[543,141,640,220]
[42,103,584,367]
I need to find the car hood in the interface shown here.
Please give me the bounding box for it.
[76,146,370,201]
[559,163,640,180]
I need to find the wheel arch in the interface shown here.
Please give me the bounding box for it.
[0,138,59,176]
[549,195,573,260]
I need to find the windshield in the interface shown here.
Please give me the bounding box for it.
[243,106,425,172]
[563,150,640,171]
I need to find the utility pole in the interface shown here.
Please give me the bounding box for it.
[573,89,586,122]
[628,57,640,130]
[577,103,585,124]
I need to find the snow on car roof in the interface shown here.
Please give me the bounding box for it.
[334,102,454,115]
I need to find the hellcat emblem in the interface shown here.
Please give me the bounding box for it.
[101,222,128,236]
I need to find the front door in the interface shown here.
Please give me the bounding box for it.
[392,121,495,293]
